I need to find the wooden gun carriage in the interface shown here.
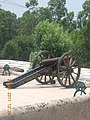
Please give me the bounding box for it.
[3,50,81,88]
[32,50,81,88]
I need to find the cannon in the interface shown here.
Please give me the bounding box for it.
[3,50,81,89]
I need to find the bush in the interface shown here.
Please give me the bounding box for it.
[1,41,19,60]
[32,20,72,57]
[1,35,35,61]
[70,30,90,68]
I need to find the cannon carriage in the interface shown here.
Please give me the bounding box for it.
[3,50,81,89]
[32,50,81,88]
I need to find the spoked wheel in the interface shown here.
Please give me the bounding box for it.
[57,52,81,88]
[36,67,55,84]
[32,50,54,84]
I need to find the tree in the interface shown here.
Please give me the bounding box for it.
[61,12,76,32]
[77,11,86,29]
[70,26,90,67]
[32,20,72,56]
[26,0,38,11]
[48,0,67,21]
[1,41,19,60]
[13,35,34,60]
[17,10,39,36]
[0,9,17,49]
[1,35,35,60]
[37,7,52,22]
[82,19,90,46]
[82,0,90,19]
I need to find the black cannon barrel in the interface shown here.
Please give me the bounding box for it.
[3,62,56,89]
[40,57,60,66]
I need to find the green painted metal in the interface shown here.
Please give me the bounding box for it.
[73,81,86,97]
[2,64,10,76]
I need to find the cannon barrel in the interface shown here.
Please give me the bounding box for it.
[40,57,60,66]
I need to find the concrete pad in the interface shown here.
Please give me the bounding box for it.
[0,74,90,112]
[0,60,90,120]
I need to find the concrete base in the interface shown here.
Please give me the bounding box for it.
[0,94,90,120]
[0,60,90,120]
[0,74,90,120]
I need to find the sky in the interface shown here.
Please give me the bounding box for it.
[0,0,86,18]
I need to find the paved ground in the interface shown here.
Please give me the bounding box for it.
[0,73,90,113]
[0,60,90,113]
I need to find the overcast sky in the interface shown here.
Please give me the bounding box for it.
[0,0,85,17]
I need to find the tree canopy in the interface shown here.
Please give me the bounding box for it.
[0,0,90,67]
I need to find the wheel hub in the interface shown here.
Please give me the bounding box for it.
[66,67,73,74]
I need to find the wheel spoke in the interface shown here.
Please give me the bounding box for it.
[59,71,65,75]
[69,57,73,66]
[47,54,51,59]
[49,76,52,80]
[60,72,66,81]
[40,54,44,60]
[64,76,67,85]
[39,76,43,81]
[68,75,71,85]
[72,66,78,69]
[70,73,76,82]
[72,71,78,75]
[63,55,70,67]
[44,76,46,82]
[71,60,76,66]
[67,55,70,67]
[63,59,68,67]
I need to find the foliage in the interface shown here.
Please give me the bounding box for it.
[61,12,76,32]
[26,0,38,11]
[17,10,39,36]
[15,35,35,61]
[37,7,52,22]
[70,29,90,67]
[48,0,67,21]
[32,20,72,56]
[0,9,17,49]
[1,35,35,61]
[29,51,40,62]
[81,19,90,67]
[82,0,90,19]
[82,18,90,49]
[0,0,90,68]
[1,41,19,60]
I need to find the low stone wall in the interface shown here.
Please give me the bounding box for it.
[0,94,90,120]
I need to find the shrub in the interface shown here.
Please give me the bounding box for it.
[32,20,72,57]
